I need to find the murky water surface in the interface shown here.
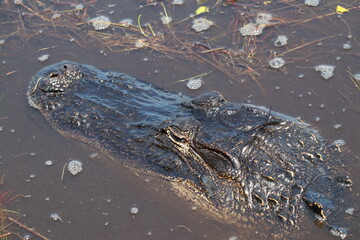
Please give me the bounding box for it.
[0,0,359,239]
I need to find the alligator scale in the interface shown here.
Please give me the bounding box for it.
[28,62,354,237]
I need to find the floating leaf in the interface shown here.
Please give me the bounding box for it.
[263,1,272,5]
[336,5,349,14]
[195,6,209,15]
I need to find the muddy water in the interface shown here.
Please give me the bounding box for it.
[0,0,359,239]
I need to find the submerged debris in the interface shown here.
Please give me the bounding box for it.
[67,160,83,175]
[192,17,214,32]
[274,35,288,47]
[315,64,335,79]
[269,57,285,69]
[88,16,111,30]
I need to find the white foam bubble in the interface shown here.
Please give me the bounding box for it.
[192,18,214,32]
[38,54,50,62]
[314,64,335,79]
[172,0,184,5]
[305,0,320,7]
[255,13,273,24]
[274,35,288,47]
[187,79,203,90]
[89,16,111,30]
[119,18,133,26]
[67,160,83,175]
[161,16,172,25]
[269,57,285,69]
[240,23,264,36]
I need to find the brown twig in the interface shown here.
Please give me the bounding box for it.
[0,232,11,238]
[7,217,50,240]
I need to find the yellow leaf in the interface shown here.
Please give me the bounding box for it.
[263,1,272,5]
[336,5,349,14]
[195,6,209,15]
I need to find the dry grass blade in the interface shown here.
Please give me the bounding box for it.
[0,0,359,83]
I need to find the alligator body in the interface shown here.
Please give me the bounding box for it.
[28,62,353,237]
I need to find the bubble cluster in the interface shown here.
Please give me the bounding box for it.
[255,13,273,24]
[50,213,62,222]
[72,3,84,10]
[38,54,49,62]
[52,13,61,20]
[172,0,184,5]
[353,73,360,81]
[119,18,133,26]
[130,206,139,214]
[332,139,346,146]
[89,16,111,30]
[135,39,145,48]
[342,42,351,50]
[314,64,335,79]
[67,160,83,175]
[45,160,53,166]
[187,79,203,90]
[192,18,214,32]
[274,35,288,47]
[240,12,272,36]
[346,208,355,215]
[240,23,264,36]
[269,57,285,69]
[330,227,348,239]
[161,16,172,25]
[305,0,320,7]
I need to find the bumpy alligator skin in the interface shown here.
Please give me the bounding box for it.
[28,61,353,236]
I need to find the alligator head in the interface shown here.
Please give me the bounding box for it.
[28,62,354,237]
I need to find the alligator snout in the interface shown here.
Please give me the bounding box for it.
[29,62,83,95]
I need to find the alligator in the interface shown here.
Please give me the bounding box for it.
[27,61,354,238]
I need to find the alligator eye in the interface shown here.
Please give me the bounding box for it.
[197,148,234,177]
[49,72,59,78]
[168,131,186,143]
